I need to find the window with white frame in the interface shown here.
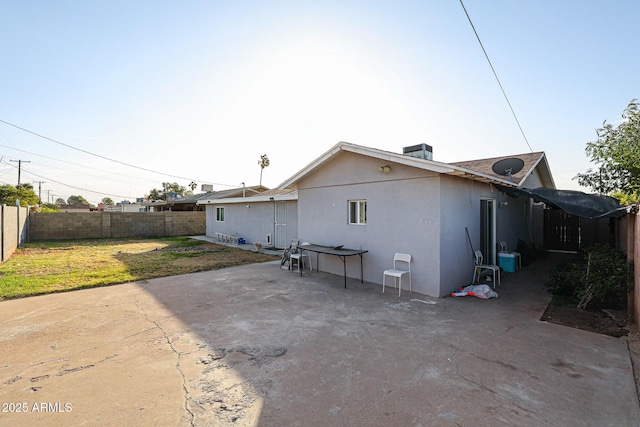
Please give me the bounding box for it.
[348,200,367,225]
[216,207,225,222]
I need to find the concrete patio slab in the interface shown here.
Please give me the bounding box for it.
[0,254,638,426]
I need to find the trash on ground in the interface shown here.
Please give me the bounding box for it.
[450,284,498,299]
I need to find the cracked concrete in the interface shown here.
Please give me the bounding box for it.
[0,253,639,426]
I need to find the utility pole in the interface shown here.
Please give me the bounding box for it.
[10,159,30,189]
[33,181,46,205]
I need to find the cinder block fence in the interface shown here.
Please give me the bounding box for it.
[28,211,205,241]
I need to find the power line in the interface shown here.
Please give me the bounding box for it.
[458,0,533,153]
[0,118,237,186]
[0,143,161,186]
[2,160,134,200]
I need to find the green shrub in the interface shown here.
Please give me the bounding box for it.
[545,244,633,309]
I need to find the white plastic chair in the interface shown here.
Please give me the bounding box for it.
[290,241,312,274]
[383,253,412,296]
[499,241,521,269]
[472,250,500,288]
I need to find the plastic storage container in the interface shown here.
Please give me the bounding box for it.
[498,252,517,273]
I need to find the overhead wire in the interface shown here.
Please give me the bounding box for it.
[458,0,534,153]
[0,118,238,187]
[1,160,135,200]
[0,143,161,186]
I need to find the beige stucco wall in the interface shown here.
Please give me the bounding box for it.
[1,205,29,261]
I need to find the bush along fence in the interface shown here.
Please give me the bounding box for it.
[29,211,205,241]
[1,205,29,262]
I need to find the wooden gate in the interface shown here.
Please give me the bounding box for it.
[544,210,580,251]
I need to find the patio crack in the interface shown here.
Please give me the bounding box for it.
[446,344,537,417]
[135,296,195,427]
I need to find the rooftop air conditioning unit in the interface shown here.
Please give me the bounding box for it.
[403,143,433,160]
[201,184,214,192]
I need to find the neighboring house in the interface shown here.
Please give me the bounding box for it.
[58,204,96,212]
[200,141,555,297]
[197,188,298,248]
[144,186,269,212]
[102,202,145,213]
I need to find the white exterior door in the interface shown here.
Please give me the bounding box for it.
[275,202,287,248]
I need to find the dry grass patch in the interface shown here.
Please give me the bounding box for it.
[0,237,278,300]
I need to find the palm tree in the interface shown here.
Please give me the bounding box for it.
[258,154,270,186]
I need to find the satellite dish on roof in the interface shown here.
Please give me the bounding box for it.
[492,158,524,181]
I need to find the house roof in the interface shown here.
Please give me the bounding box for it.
[450,151,555,188]
[278,142,555,190]
[197,188,298,205]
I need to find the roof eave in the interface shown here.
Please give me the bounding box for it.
[278,141,459,189]
[197,194,298,205]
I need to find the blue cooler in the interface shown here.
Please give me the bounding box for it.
[498,252,517,273]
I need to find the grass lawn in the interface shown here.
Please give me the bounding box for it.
[0,237,279,300]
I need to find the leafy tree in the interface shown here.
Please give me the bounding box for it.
[609,191,639,206]
[39,202,60,212]
[258,154,270,186]
[101,197,115,206]
[55,197,66,206]
[0,184,39,207]
[576,99,640,198]
[147,182,193,201]
[67,195,89,205]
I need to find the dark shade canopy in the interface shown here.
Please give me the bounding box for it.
[497,186,629,219]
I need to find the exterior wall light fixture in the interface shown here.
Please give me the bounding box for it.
[377,165,391,174]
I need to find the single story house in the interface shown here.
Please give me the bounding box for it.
[202,142,555,297]
[147,186,268,212]
[198,188,298,248]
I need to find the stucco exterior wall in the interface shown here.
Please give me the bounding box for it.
[1,205,29,262]
[297,152,442,296]
[437,177,532,296]
[205,201,297,248]
[438,177,492,295]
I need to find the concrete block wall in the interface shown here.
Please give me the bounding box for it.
[29,211,205,241]
[1,205,29,261]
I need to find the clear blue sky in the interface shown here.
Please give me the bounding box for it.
[1,0,638,204]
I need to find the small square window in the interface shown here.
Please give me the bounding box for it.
[216,207,225,222]
[348,200,367,225]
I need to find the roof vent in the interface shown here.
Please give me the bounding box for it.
[491,158,524,181]
[403,143,433,160]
